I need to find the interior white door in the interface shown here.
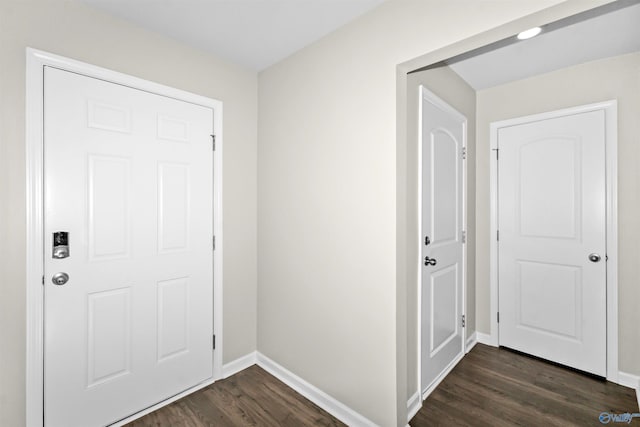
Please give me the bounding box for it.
[498,109,606,376]
[44,67,214,426]
[420,88,465,395]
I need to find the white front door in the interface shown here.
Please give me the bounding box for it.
[497,109,607,376]
[44,67,214,426]
[420,87,466,395]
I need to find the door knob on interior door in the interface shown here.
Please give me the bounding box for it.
[424,256,437,266]
[52,272,69,286]
[588,253,601,263]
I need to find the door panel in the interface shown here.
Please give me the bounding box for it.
[421,88,465,394]
[44,67,214,426]
[498,109,606,376]
[430,265,458,355]
[158,163,191,252]
[431,130,459,242]
[88,155,131,259]
[87,288,132,387]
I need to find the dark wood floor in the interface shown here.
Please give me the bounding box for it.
[127,344,637,426]
[125,365,344,427]
[410,344,638,427]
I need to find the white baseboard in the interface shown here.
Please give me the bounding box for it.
[465,332,477,353]
[222,351,257,379]
[616,371,640,411]
[407,390,421,422]
[476,332,496,347]
[618,371,640,389]
[256,352,376,427]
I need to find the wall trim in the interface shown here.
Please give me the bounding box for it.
[222,352,257,379]
[617,371,640,410]
[465,332,478,353]
[476,333,495,347]
[256,352,377,427]
[25,48,224,427]
[407,390,421,422]
[618,371,640,390]
[488,100,618,382]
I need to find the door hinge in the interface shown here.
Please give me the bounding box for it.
[211,134,216,151]
[461,147,467,160]
[213,235,216,250]
[42,275,45,285]
[212,334,216,350]
[497,312,500,323]
[461,315,466,328]
[461,230,466,244]
[424,236,430,246]
[493,148,499,160]
[497,230,499,241]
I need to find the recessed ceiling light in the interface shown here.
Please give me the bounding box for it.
[517,27,542,40]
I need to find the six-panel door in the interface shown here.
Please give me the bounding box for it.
[44,67,214,426]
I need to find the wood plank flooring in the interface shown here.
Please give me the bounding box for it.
[410,344,638,427]
[127,344,637,426]
[125,365,344,427]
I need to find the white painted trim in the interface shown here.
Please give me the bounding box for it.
[488,101,618,381]
[465,332,477,354]
[407,390,421,422]
[416,83,424,413]
[618,371,640,390]
[476,332,495,347]
[416,85,468,401]
[256,352,377,427]
[604,101,619,384]
[222,352,257,379]
[25,47,46,427]
[421,352,464,401]
[25,48,224,427]
[617,371,640,410]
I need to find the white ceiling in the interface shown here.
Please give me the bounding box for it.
[82,0,385,71]
[447,1,640,90]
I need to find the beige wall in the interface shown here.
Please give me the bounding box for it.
[257,1,565,425]
[405,66,476,398]
[0,1,257,425]
[475,52,640,375]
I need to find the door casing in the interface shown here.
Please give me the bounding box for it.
[488,100,618,382]
[25,48,224,427]
[417,85,468,401]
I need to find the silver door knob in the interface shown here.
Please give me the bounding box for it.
[588,253,601,263]
[52,272,69,286]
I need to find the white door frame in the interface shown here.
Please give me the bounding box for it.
[488,100,618,383]
[417,85,468,401]
[25,48,224,427]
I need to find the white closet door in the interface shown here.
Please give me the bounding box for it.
[498,109,606,376]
